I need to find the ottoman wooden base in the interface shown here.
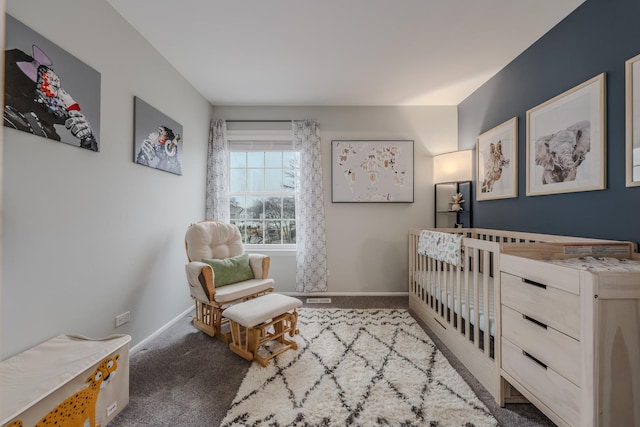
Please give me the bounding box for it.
[223,294,302,367]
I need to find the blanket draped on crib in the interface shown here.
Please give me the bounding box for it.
[417,230,463,266]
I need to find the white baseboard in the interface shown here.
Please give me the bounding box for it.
[281,291,409,297]
[130,305,193,355]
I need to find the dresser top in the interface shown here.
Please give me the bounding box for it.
[547,256,640,272]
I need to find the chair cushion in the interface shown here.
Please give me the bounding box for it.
[223,294,302,327]
[185,221,244,262]
[203,254,254,287]
[214,278,275,303]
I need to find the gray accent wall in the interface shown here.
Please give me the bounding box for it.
[459,0,640,246]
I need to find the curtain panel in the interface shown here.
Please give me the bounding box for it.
[293,120,328,293]
[206,120,230,222]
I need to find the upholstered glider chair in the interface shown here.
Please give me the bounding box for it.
[185,220,275,342]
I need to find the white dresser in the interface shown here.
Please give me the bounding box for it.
[499,251,640,427]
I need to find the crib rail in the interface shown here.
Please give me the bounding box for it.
[466,227,630,245]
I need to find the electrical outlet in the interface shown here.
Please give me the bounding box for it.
[106,401,118,417]
[115,311,130,327]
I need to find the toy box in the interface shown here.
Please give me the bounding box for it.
[1,334,131,427]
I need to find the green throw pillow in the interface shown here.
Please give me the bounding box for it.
[202,253,254,288]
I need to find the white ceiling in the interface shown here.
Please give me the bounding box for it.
[106,0,585,106]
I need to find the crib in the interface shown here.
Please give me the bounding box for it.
[407,228,628,405]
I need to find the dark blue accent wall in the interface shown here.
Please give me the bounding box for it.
[458,0,640,246]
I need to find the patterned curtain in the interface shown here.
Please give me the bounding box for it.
[205,120,230,222]
[293,120,328,292]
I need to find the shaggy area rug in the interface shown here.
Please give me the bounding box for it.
[220,308,498,426]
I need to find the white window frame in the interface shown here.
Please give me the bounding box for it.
[227,129,297,251]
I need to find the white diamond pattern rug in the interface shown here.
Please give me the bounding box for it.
[220,308,498,427]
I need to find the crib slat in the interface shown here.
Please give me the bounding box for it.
[473,247,480,350]
[409,234,415,295]
[442,260,447,319]
[456,257,462,333]
[437,260,443,318]
[444,259,450,321]
[427,256,432,309]
[420,252,425,306]
[483,248,491,357]
[465,247,471,341]
[416,234,422,296]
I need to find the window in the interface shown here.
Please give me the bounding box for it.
[227,129,297,246]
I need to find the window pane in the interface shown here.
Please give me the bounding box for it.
[230,196,246,220]
[283,196,295,219]
[246,196,263,219]
[247,152,264,168]
[247,169,264,191]
[229,169,246,192]
[231,220,246,243]
[246,221,264,244]
[264,196,282,219]
[283,220,295,244]
[282,168,295,190]
[265,169,283,191]
[265,152,282,168]
[283,151,295,167]
[264,220,282,244]
[230,152,246,168]
[283,152,299,190]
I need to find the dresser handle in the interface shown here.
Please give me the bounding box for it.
[522,278,547,289]
[523,315,547,329]
[523,351,547,370]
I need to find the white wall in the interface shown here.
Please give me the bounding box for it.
[213,106,458,294]
[2,0,210,359]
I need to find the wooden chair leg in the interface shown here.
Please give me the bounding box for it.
[228,322,254,362]
[193,301,217,337]
[274,319,285,344]
[247,328,262,356]
[288,311,299,337]
[213,306,230,343]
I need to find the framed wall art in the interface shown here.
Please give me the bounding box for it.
[476,117,518,201]
[526,73,606,196]
[331,140,414,202]
[626,53,640,187]
[133,97,183,175]
[3,15,101,151]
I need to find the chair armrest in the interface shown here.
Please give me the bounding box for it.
[185,261,215,302]
[248,254,271,279]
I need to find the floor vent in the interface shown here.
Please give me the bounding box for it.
[306,297,332,304]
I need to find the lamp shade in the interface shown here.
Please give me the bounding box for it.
[433,150,473,183]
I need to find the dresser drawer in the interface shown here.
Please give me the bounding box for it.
[502,337,579,426]
[502,305,581,386]
[501,272,580,339]
[501,253,581,295]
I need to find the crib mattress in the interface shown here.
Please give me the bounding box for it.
[413,271,495,336]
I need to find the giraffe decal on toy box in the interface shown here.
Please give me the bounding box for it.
[5,354,119,427]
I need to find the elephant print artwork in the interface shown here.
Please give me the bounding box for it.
[535,120,590,184]
[526,73,605,196]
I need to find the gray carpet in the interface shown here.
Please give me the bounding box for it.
[110,296,556,427]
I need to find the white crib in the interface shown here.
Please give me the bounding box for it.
[408,227,626,404]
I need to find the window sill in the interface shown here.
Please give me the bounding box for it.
[245,245,297,256]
